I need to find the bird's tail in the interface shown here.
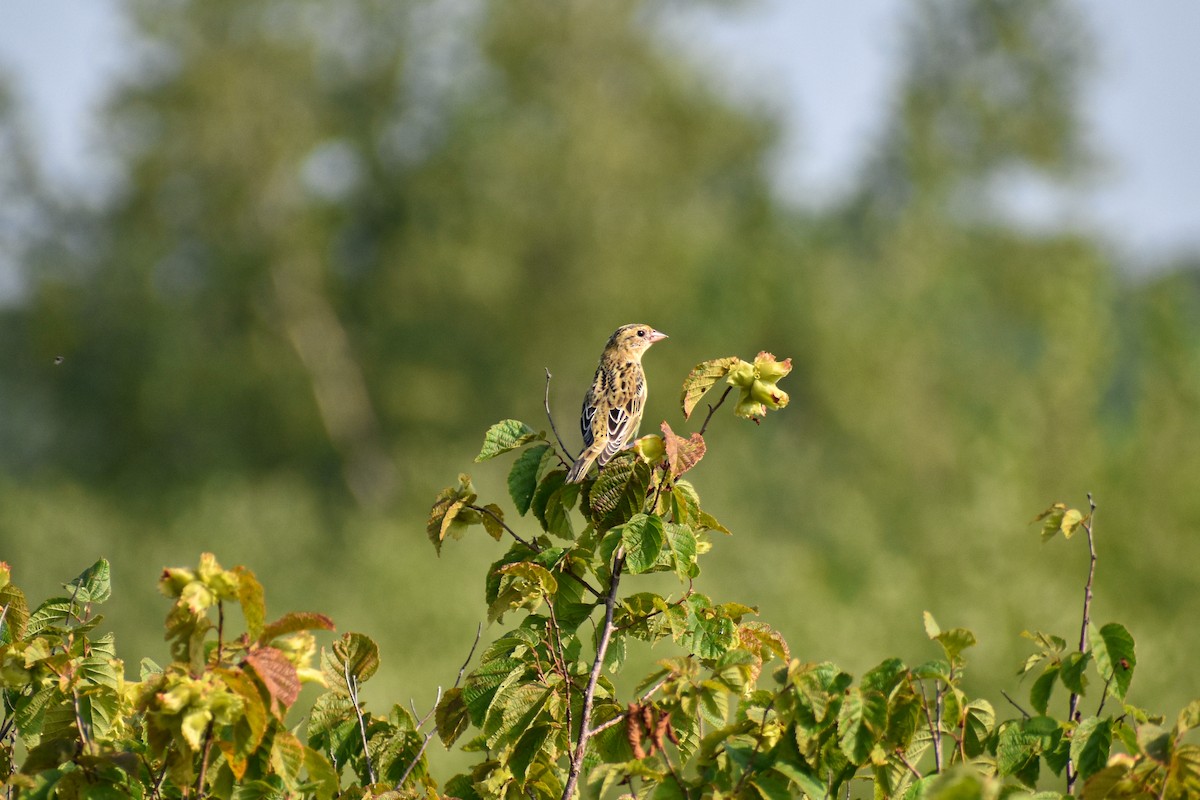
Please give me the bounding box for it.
[565,447,600,484]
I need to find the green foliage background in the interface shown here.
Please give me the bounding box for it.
[2,0,1199,776]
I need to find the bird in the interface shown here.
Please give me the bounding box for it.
[565,324,668,484]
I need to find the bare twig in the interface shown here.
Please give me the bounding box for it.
[1001,690,1031,720]
[1066,493,1098,795]
[196,722,215,796]
[468,503,540,551]
[545,369,575,464]
[1096,674,1114,718]
[561,552,626,800]
[396,624,482,789]
[698,386,733,437]
[897,750,923,781]
[918,681,943,772]
[455,623,484,689]
[70,687,93,756]
[345,660,377,785]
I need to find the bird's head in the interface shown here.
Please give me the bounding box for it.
[606,323,668,359]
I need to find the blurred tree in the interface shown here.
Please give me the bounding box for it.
[1,0,1199,720]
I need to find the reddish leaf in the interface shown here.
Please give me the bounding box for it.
[244,646,301,715]
[260,611,336,644]
[661,422,706,478]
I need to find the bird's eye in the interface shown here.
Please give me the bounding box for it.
[637,329,646,337]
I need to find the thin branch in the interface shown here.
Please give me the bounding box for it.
[396,624,482,790]
[1096,674,1114,718]
[196,722,215,796]
[585,673,675,739]
[545,369,575,464]
[455,623,484,689]
[345,660,377,785]
[1001,690,1031,720]
[467,503,603,598]
[70,687,93,756]
[918,681,942,772]
[897,750,923,781]
[468,503,540,551]
[561,552,626,800]
[546,601,575,760]
[1066,493,1098,796]
[698,386,733,437]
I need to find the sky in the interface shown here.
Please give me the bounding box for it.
[0,0,1197,267]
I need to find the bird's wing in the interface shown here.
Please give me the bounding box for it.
[580,390,599,450]
[597,392,643,467]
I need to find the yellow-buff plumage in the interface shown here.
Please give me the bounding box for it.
[565,324,667,484]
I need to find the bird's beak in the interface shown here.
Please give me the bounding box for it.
[648,330,668,343]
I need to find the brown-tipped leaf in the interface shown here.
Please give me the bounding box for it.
[661,421,706,478]
[681,357,739,419]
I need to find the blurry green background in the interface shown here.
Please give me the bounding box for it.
[2,0,1199,774]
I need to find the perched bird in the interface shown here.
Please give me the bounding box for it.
[566,324,668,484]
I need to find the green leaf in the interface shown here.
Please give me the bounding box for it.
[303,746,339,800]
[1071,717,1112,782]
[234,566,265,641]
[838,687,886,765]
[479,503,506,541]
[680,357,739,419]
[669,480,702,527]
[1171,745,1200,796]
[962,700,995,759]
[543,483,580,540]
[26,597,81,637]
[487,562,557,622]
[996,717,1059,786]
[588,452,652,533]
[748,770,793,800]
[657,522,698,579]
[510,724,553,783]
[65,559,111,604]
[436,687,470,748]
[1089,622,1136,701]
[1059,651,1091,694]
[483,683,551,750]
[861,658,907,695]
[475,419,542,461]
[619,514,665,574]
[462,658,525,726]
[1030,664,1059,715]
[531,469,568,534]
[322,632,381,693]
[270,728,307,791]
[1033,502,1088,542]
[305,693,360,768]
[508,443,551,515]
[0,582,29,643]
[925,613,976,663]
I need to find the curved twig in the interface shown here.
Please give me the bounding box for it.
[545,369,575,463]
[698,386,733,437]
